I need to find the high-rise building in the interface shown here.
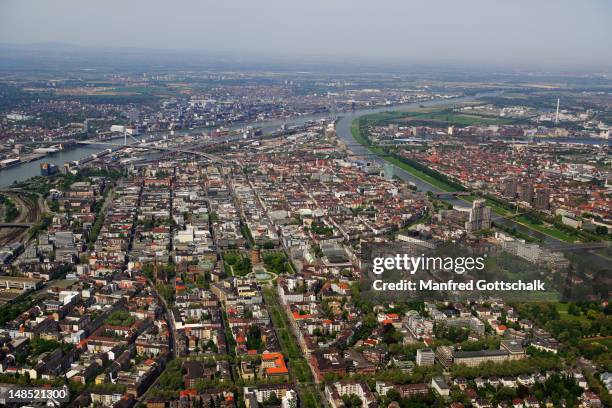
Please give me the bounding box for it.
[465,199,492,232]
[502,177,518,199]
[518,183,534,204]
[534,188,551,210]
[383,162,394,180]
[416,348,435,366]
[435,346,454,368]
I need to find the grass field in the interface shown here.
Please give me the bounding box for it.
[300,386,321,408]
[290,359,313,383]
[358,107,514,127]
[350,120,457,192]
[357,111,407,124]
[384,155,457,192]
[555,303,590,323]
[514,216,577,243]
[397,111,515,126]
[580,337,612,349]
[350,120,384,154]
[267,305,300,357]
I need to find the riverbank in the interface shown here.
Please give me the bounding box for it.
[347,115,596,244]
[350,119,459,192]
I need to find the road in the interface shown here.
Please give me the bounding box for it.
[263,287,327,408]
[132,279,177,404]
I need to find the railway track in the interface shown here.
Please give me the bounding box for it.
[0,191,42,246]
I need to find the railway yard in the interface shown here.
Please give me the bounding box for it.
[0,190,43,246]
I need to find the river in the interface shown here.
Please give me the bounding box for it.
[1,93,607,188]
[332,95,610,253]
[0,109,349,188]
[0,96,607,251]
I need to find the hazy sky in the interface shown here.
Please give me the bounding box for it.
[1,0,611,69]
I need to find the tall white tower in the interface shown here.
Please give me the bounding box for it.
[555,98,560,124]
